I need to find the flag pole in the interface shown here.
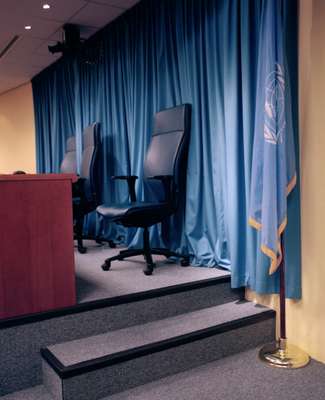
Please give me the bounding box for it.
[259,236,310,369]
[279,235,286,341]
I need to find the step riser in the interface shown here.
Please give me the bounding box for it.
[0,280,237,396]
[43,318,275,400]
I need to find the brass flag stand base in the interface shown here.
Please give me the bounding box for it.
[259,238,310,370]
[259,338,310,369]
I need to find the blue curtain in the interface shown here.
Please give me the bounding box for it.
[33,60,76,172]
[32,0,301,298]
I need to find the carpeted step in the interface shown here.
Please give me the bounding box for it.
[0,272,239,397]
[41,301,275,400]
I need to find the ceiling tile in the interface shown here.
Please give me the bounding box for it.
[0,0,88,23]
[17,52,60,68]
[0,62,41,79]
[1,37,43,58]
[0,33,15,52]
[88,0,139,8]
[0,14,62,40]
[0,36,60,68]
[70,2,124,28]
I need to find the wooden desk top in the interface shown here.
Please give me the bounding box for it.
[0,173,77,183]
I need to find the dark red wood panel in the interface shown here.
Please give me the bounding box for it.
[0,174,76,318]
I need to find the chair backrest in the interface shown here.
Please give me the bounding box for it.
[144,104,191,207]
[60,136,77,174]
[80,123,101,203]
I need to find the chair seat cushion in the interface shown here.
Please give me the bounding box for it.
[97,202,171,227]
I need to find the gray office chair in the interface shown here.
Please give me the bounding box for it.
[60,136,77,175]
[97,104,191,275]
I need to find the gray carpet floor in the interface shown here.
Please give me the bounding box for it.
[1,386,51,400]
[75,241,229,303]
[4,347,325,400]
[107,347,325,400]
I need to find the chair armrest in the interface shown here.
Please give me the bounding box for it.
[147,175,174,202]
[147,175,173,181]
[111,175,138,202]
[112,175,138,180]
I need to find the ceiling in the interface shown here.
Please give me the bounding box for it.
[0,0,139,95]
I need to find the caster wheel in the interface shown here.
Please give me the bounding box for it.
[78,246,87,254]
[108,240,116,248]
[95,238,103,245]
[180,256,190,267]
[102,261,111,271]
[143,263,155,276]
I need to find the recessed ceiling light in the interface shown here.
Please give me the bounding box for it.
[43,4,50,9]
[24,25,32,30]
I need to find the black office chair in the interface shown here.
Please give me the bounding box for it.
[60,135,80,246]
[60,124,113,253]
[72,123,102,253]
[97,104,191,275]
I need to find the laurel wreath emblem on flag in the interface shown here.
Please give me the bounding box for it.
[263,63,286,145]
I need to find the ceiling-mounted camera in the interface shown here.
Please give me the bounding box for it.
[48,24,82,55]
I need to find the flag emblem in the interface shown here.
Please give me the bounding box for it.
[264,64,285,145]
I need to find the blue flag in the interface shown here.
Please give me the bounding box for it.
[249,0,296,275]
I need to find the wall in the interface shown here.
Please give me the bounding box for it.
[247,0,325,363]
[287,0,325,363]
[0,83,36,174]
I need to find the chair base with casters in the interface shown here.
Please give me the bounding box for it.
[101,226,190,275]
[74,233,116,254]
[73,208,116,254]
